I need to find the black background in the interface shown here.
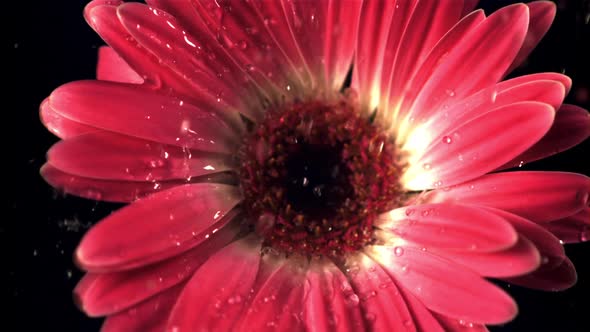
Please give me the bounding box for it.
[3,0,589,331]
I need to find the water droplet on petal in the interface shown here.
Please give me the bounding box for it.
[345,294,360,306]
[422,163,431,170]
[445,89,455,97]
[394,247,404,257]
[405,208,415,216]
[442,136,452,144]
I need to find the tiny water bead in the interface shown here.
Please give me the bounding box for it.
[239,96,404,257]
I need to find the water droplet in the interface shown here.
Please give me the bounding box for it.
[400,265,409,273]
[421,209,430,217]
[148,159,166,168]
[238,40,248,50]
[345,294,360,306]
[405,208,415,216]
[433,180,443,187]
[580,226,589,242]
[66,269,73,279]
[445,89,455,97]
[286,85,292,91]
[394,247,404,257]
[422,163,431,170]
[442,136,452,144]
[84,189,103,200]
[491,90,498,103]
[518,160,524,167]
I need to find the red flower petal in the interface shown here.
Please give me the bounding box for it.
[499,104,590,169]
[543,208,590,244]
[369,246,518,324]
[433,313,489,332]
[281,0,362,92]
[485,208,565,269]
[40,98,98,139]
[347,255,417,331]
[41,163,185,203]
[353,0,399,111]
[425,171,590,223]
[382,9,486,127]
[101,283,183,332]
[403,102,555,190]
[76,183,241,272]
[301,259,365,332]
[49,80,238,153]
[75,225,237,316]
[96,46,143,84]
[504,257,577,291]
[167,236,262,331]
[47,131,232,182]
[506,1,556,74]
[377,204,517,252]
[116,3,259,122]
[396,4,530,141]
[189,0,310,101]
[403,76,566,155]
[380,0,462,116]
[428,236,540,278]
[85,3,199,99]
[233,256,308,331]
[396,285,446,332]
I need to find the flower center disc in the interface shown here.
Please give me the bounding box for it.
[239,96,402,257]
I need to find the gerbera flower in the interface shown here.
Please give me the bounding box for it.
[41,0,590,331]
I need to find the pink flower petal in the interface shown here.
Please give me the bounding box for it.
[461,0,479,17]
[369,246,518,324]
[76,183,241,272]
[41,163,185,203]
[116,3,260,121]
[543,208,590,244]
[301,259,365,332]
[381,0,462,117]
[424,171,590,223]
[403,76,566,155]
[353,0,399,111]
[233,256,308,331]
[101,283,183,332]
[74,225,237,316]
[506,1,556,74]
[48,80,238,153]
[402,102,555,190]
[381,9,486,128]
[428,236,540,278]
[396,4,530,141]
[96,46,143,84]
[281,0,362,92]
[40,98,98,139]
[504,257,577,291]
[499,104,590,170]
[484,208,566,269]
[347,254,417,332]
[188,0,310,101]
[47,131,233,182]
[377,204,517,252]
[166,236,261,331]
[85,3,200,100]
[396,285,446,332]
[433,313,489,332]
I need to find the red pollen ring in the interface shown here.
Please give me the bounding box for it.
[239,97,403,258]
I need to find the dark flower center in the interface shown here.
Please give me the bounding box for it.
[239,95,403,257]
